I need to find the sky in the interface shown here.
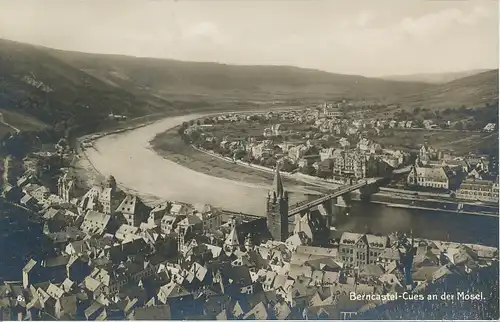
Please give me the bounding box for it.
[0,0,498,77]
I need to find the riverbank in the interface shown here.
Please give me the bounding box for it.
[151,124,498,218]
[77,114,321,215]
[149,123,326,194]
[349,190,498,217]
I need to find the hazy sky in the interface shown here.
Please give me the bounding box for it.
[0,0,498,76]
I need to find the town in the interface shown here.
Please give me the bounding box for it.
[0,122,497,320]
[175,103,498,206]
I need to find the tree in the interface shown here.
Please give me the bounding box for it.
[414,120,424,128]
[454,121,464,131]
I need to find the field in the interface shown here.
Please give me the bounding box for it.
[0,109,47,131]
[378,129,498,155]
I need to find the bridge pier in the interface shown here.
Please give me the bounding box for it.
[359,183,380,202]
[324,194,351,227]
[336,195,348,207]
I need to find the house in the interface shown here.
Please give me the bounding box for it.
[84,301,107,320]
[78,186,102,214]
[80,211,111,236]
[338,232,389,267]
[356,138,372,153]
[483,123,496,132]
[160,214,177,234]
[157,282,191,305]
[407,166,454,189]
[423,120,436,129]
[412,266,440,283]
[319,148,335,161]
[82,276,104,300]
[130,305,172,320]
[98,187,115,214]
[115,224,140,241]
[298,155,320,168]
[456,178,499,203]
[17,173,37,188]
[23,259,41,289]
[148,202,172,226]
[20,194,37,207]
[288,145,308,162]
[418,145,438,164]
[195,210,222,233]
[115,195,150,227]
[376,248,400,270]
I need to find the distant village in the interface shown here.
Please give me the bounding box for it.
[181,104,499,204]
[0,141,498,320]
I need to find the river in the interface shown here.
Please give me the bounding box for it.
[84,114,499,247]
[84,114,313,215]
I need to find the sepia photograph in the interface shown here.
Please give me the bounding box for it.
[0,0,498,320]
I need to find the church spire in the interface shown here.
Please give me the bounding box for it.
[272,165,284,199]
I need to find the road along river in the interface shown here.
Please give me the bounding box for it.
[82,114,316,216]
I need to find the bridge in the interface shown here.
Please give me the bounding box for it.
[288,178,383,217]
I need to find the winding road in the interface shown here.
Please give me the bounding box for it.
[82,114,313,216]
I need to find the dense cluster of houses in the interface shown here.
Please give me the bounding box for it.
[406,145,499,202]
[185,109,498,202]
[0,162,497,320]
[187,110,411,180]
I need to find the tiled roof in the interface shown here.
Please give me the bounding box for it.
[133,305,172,320]
[339,232,364,245]
[23,259,37,273]
[297,245,338,258]
[414,167,449,182]
[366,235,388,249]
[412,266,440,281]
[46,283,64,300]
[83,276,102,292]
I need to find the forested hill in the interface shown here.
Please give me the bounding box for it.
[0,38,498,135]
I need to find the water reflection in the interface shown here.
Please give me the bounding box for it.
[338,202,499,247]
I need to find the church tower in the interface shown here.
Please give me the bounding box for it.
[266,166,289,242]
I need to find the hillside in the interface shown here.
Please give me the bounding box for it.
[0,39,497,134]
[395,69,499,110]
[382,69,492,84]
[0,39,170,133]
[49,49,433,103]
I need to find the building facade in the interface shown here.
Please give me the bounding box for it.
[338,232,389,268]
[456,178,499,203]
[407,166,452,189]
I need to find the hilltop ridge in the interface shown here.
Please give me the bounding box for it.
[0,38,497,134]
[381,69,493,84]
